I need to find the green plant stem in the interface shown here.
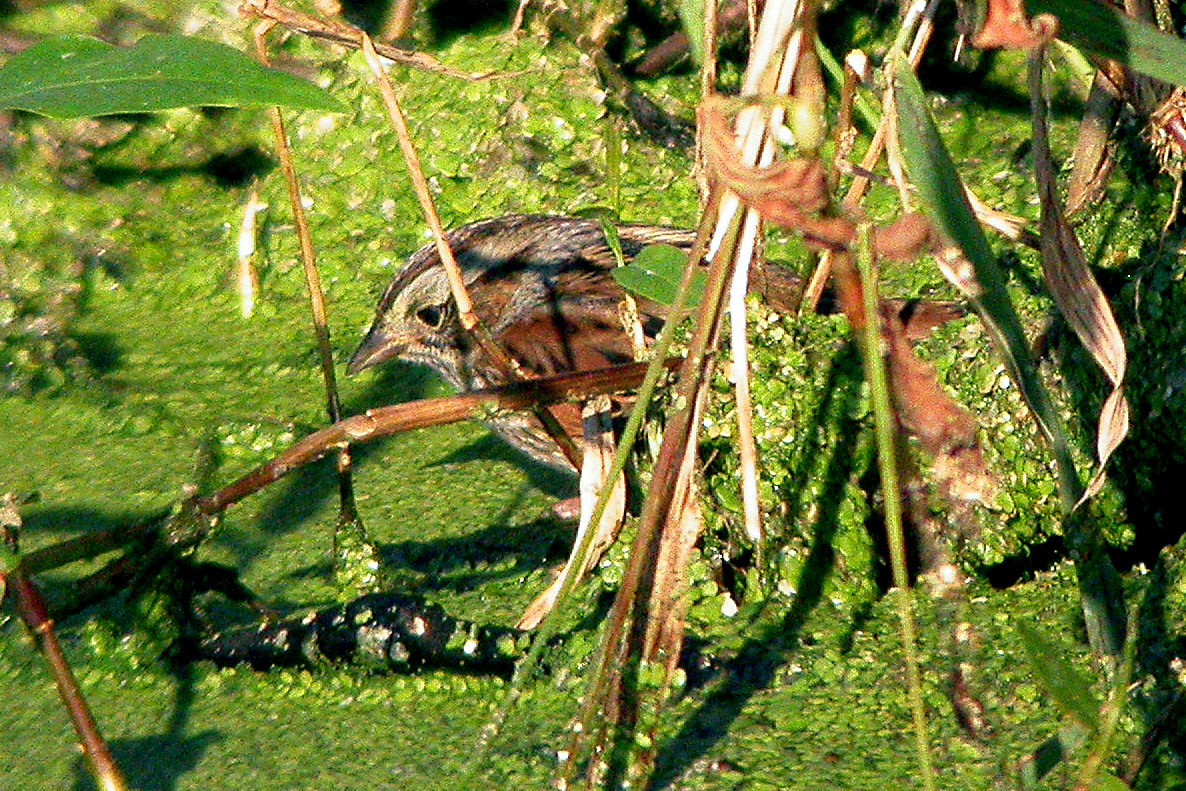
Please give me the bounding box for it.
[1074,602,1139,790]
[855,227,935,791]
[478,190,726,778]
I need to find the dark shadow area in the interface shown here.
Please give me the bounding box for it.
[199,147,275,190]
[979,534,1067,588]
[19,504,150,553]
[90,146,275,189]
[347,354,451,407]
[1128,553,1186,787]
[378,509,572,588]
[337,0,395,36]
[422,0,515,46]
[70,331,122,376]
[647,345,869,789]
[240,454,340,580]
[71,665,220,791]
[254,493,572,610]
[275,467,561,602]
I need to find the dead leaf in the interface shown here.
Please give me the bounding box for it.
[969,0,1058,50]
[1030,48,1129,507]
[517,395,627,629]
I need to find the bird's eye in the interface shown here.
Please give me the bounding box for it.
[414,303,447,329]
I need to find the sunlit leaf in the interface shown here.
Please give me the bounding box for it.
[889,51,1083,511]
[1026,0,1186,88]
[0,34,344,118]
[612,244,704,307]
[1017,623,1101,728]
[1090,774,1135,791]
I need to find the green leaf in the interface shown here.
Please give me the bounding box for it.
[1016,623,1101,728]
[0,34,344,118]
[1090,774,1135,791]
[1026,0,1186,89]
[678,0,705,67]
[611,244,703,307]
[889,52,1082,513]
[597,217,626,268]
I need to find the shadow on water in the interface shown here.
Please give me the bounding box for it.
[647,344,870,789]
[89,146,274,190]
[71,666,219,791]
[210,355,577,599]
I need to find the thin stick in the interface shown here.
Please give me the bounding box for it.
[2,498,128,791]
[851,228,936,791]
[360,33,582,469]
[239,0,480,79]
[236,186,264,318]
[712,0,810,546]
[693,0,721,202]
[253,21,358,519]
[360,36,480,337]
[729,210,764,545]
[195,361,667,516]
[800,0,938,312]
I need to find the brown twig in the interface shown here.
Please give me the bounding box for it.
[800,0,938,312]
[253,20,360,524]
[1,496,129,791]
[195,361,667,516]
[239,0,481,79]
[359,33,584,470]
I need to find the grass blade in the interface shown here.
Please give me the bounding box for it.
[889,51,1082,511]
[1026,0,1186,88]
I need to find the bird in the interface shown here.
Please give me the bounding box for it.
[347,213,960,471]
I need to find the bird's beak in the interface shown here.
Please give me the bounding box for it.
[346,326,403,375]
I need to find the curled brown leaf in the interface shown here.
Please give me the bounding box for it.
[968,0,1059,50]
[702,101,939,261]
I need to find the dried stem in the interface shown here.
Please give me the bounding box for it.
[253,20,359,523]
[2,497,129,791]
[239,0,478,79]
[194,361,665,516]
[359,33,583,470]
[800,0,938,312]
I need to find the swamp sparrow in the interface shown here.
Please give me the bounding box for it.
[347,214,958,471]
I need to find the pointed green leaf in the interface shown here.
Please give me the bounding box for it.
[1016,623,1101,728]
[0,34,344,118]
[889,51,1083,512]
[1027,0,1186,89]
[597,216,626,267]
[611,243,704,307]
